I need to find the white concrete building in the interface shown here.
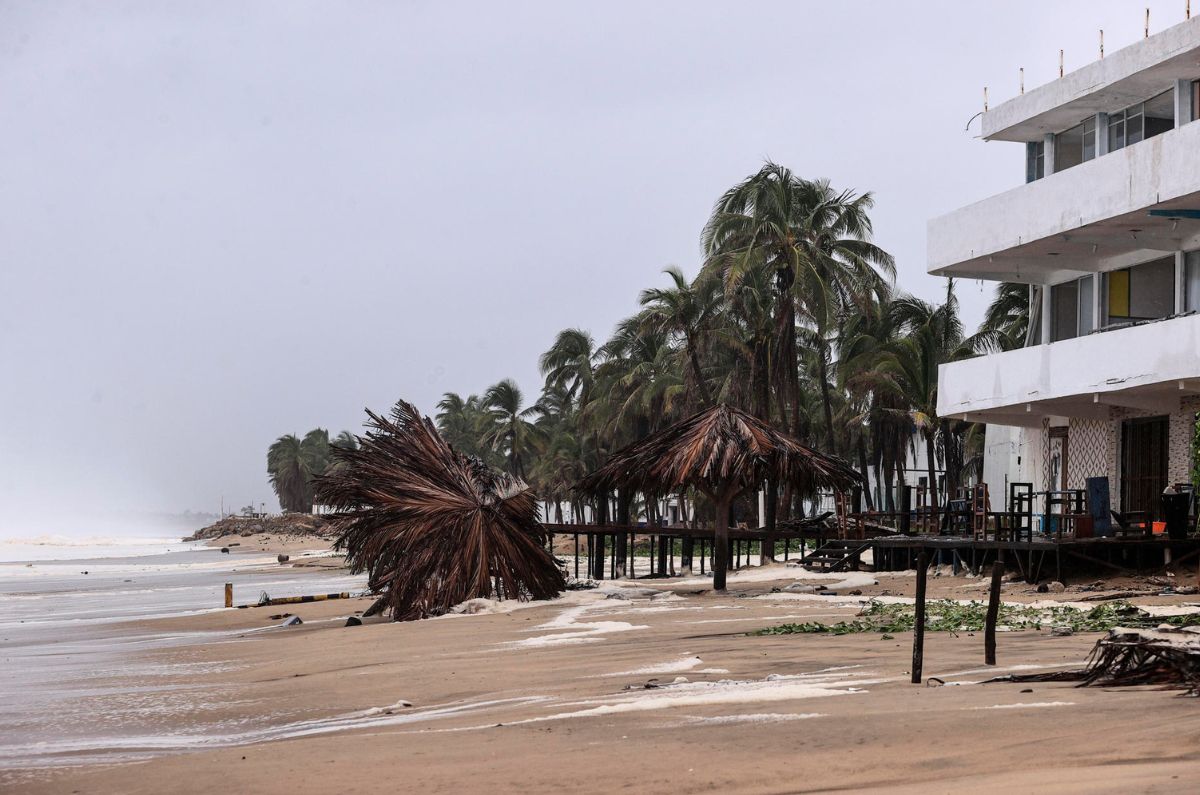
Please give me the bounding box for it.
[931,18,1200,521]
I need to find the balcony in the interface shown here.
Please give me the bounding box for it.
[936,313,1200,425]
[927,119,1200,282]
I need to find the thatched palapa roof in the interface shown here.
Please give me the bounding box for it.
[577,403,861,501]
[315,400,565,621]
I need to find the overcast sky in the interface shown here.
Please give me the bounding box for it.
[0,1,1188,535]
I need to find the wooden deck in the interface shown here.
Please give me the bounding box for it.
[542,522,1200,584]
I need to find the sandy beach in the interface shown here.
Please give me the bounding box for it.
[6,544,1200,794]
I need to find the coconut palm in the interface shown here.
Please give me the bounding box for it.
[482,379,539,479]
[702,163,894,454]
[638,266,718,408]
[267,430,330,512]
[972,282,1031,352]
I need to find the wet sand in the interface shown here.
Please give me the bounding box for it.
[8,561,1200,794]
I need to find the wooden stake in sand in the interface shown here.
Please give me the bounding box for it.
[224,582,233,609]
[911,549,929,684]
[985,550,1005,666]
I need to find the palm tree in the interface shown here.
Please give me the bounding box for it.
[702,163,894,454]
[538,329,597,403]
[884,282,973,512]
[638,266,718,408]
[267,430,330,512]
[482,379,539,479]
[972,282,1031,352]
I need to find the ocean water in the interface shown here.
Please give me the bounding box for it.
[0,536,367,770]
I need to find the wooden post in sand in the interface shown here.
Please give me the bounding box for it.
[985,550,1005,665]
[224,582,233,608]
[911,549,929,684]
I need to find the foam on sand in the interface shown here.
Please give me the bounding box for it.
[506,601,649,649]
[972,701,1075,710]
[677,712,825,726]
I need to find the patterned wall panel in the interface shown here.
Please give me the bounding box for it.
[1067,417,1108,490]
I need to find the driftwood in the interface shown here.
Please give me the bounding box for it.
[990,626,1200,695]
[1078,590,1154,602]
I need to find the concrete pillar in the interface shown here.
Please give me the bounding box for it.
[1040,284,1053,344]
[1096,113,1110,156]
[1090,273,1102,331]
[1175,79,1193,128]
[1043,133,1056,174]
[1175,251,1186,315]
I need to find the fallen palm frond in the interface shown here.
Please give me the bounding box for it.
[755,600,1200,636]
[576,403,860,499]
[991,626,1200,695]
[314,400,565,621]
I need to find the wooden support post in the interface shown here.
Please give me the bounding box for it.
[985,550,1005,666]
[592,533,605,580]
[912,549,929,684]
[224,582,233,608]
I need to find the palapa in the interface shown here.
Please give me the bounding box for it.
[315,400,565,621]
[577,403,861,590]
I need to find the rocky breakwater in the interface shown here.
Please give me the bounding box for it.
[184,513,336,543]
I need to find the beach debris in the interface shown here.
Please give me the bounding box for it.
[220,547,230,554]
[1021,689,1034,693]
[991,627,1200,695]
[314,400,565,621]
[755,599,1200,636]
[1047,581,1066,594]
[345,616,363,627]
[783,583,819,593]
[363,699,413,716]
[281,615,303,626]
[926,677,945,687]
[268,613,293,620]
[277,554,290,563]
[1050,626,1074,636]
[848,589,863,596]
[605,592,631,600]
[242,591,353,609]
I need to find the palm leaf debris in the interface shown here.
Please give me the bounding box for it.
[315,400,565,621]
[991,626,1200,695]
[754,599,1200,636]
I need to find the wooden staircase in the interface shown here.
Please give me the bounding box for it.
[798,539,873,573]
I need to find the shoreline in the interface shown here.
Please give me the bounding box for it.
[6,559,1200,793]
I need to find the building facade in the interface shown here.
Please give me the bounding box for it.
[931,19,1200,518]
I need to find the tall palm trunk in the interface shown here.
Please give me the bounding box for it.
[816,336,837,454]
[924,432,939,516]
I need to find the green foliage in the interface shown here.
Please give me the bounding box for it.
[267,427,356,512]
[753,599,1199,636]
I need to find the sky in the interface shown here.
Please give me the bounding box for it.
[0,0,1190,535]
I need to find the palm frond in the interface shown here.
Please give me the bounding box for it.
[315,400,565,621]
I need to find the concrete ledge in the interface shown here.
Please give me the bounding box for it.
[927,119,1200,278]
[983,16,1200,141]
[936,313,1200,418]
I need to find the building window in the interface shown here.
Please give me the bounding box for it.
[1049,276,1095,342]
[1102,255,1176,327]
[1055,117,1097,172]
[1108,91,1173,153]
[1144,90,1175,138]
[1078,275,1094,333]
[1185,250,1200,312]
[1193,80,1200,122]
[1026,140,1045,183]
[1051,280,1079,342]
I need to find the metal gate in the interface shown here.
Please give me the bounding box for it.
[1120,415,1169,519]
